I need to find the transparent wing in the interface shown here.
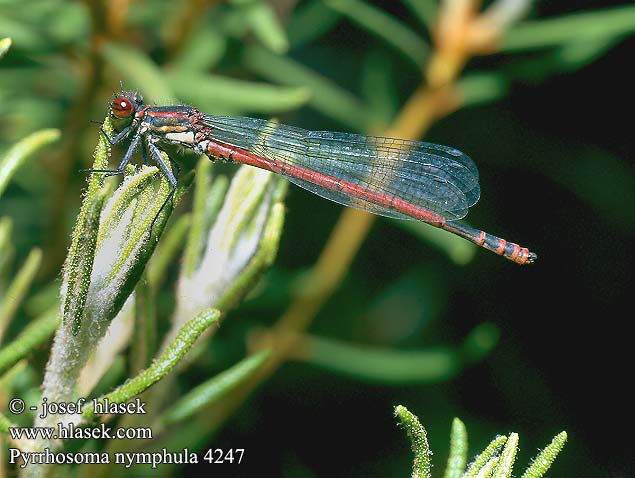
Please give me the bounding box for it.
[202,115,480,221]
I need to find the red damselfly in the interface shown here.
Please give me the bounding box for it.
[88,90,537,265]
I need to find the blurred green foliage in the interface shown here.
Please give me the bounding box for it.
[0,0,633,477]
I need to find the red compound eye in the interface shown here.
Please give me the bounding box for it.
[111,97,134,118]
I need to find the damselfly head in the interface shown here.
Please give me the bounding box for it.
[110,91,143,119]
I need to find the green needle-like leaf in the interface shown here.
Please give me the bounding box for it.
[555,37,622,72]
[0,128,61,198]
[0,307,59,376]
[62,118,112,335]
[0,248,42,342]
[214,182,287,311]
[96,167,159,240]
[168,71,310,116]
[201,175,229,230]
[182,158,215,278]
[83,308,220,421]
[492,433,519,478]
[395,405,432,478]
[100,169,168,283]
[131,279,157,373]
[445,418,468,478]
[295,335,460,384]
[0,217,13,278]
[503,5,635,52]
[217,170,270,254]
[465,435,507,478]
[159,349,271,426]
[478,457,501,478]
[521,431,567,478]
